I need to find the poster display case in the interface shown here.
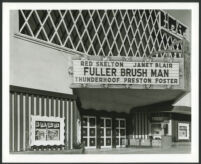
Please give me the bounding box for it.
[178,122,190,140]
[30,116,65,146]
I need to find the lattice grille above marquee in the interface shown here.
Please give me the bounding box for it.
[18,10,187,58]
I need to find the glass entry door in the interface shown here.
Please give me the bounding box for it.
[82,116,96,148]
[115,118,126,148]
[100,117,112,148]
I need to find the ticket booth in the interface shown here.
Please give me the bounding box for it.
[150,114,171,139]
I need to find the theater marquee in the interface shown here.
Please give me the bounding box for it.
[72,60,180,85]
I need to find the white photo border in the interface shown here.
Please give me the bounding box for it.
[2,2,199,163]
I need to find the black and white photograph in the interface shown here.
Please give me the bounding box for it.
[2,2,199,163]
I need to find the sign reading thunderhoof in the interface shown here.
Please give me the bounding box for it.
[73,60,179,85]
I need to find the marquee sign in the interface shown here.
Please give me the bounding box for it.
[72,60,180,85]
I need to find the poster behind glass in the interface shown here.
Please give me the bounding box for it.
[35,121,60,141]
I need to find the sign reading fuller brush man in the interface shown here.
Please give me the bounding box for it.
[73,60,179,85]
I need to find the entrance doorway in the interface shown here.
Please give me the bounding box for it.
[82,116,96,148]
[100,117,112,148]
[115,118,126,147]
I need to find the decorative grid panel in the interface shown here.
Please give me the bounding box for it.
[19,10,184,58]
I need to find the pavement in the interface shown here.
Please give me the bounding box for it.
[84,142,191,154]
[11,142,191,154]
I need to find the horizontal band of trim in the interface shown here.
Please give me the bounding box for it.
[10,85,77,100]
[14,33,87,57]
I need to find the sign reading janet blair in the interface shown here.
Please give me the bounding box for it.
[73,60,180,85]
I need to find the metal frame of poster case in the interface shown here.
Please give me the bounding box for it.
[30,115,65,146]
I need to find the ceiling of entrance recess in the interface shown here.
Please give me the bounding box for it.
[74,88,185,113]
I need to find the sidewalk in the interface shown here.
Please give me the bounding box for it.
[11,142,191,154]
[85,143,191,154]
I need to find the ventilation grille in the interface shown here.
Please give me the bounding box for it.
[19,10,183,57]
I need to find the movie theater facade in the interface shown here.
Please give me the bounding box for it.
[9,9,191,152]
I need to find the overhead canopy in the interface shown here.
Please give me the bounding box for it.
[163,92,191,115]
[74,88,185,113]
[173,92,191,107]
[164,106,191,115]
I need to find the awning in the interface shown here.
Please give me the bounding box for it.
[74,88,185,113]
[162,106,191,115]
[130,100,191,115]
[173,92,191,107]
[166,92,191,115]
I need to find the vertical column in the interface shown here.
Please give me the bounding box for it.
[141,112,144,139]
[28,96,31,147]
[36,96,39,115]
[19,94,24,151]
[75,102,81,144]
[17,94,20,151]
[144,113,148,139]
[65,100,69,150]
[125,118,128,147]
[32,95,36,115]
[112,116,116,148]
[23,95,26,151]
[13,93,18,151]
[33,96,36,115]
[70,100,73,149]
[135,113,138,138]
[58,99,61,118]
[55,99,58,117]
[10,93,15,152]
[61,99,65,150]
[96,115,100,149]
[148,113,151,136]
[44,97,47,116]
[51,97,54,117]
[125,117,128,147]
[60,99,63,118]
[87,117,89,148]
[132,114,135,139]
[56,98,58,117]
[9,93,12,152]
[53,98,56,117]
[41,96,44,116]
[39,97,42,116]
[25,95,31,150]
[139,112,141,139]
[168,119,172,136]
[62,99,65,118]
[67,100,71,149]
[80,116,84,147]
[48,97,51,117]
[73,101,78,145]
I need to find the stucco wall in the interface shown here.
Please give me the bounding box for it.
[10,11,77,94]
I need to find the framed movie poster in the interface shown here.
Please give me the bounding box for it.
[30,116,65,146]
[178,122,190,140]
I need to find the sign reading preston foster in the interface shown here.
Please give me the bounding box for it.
[73,60,179,85]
